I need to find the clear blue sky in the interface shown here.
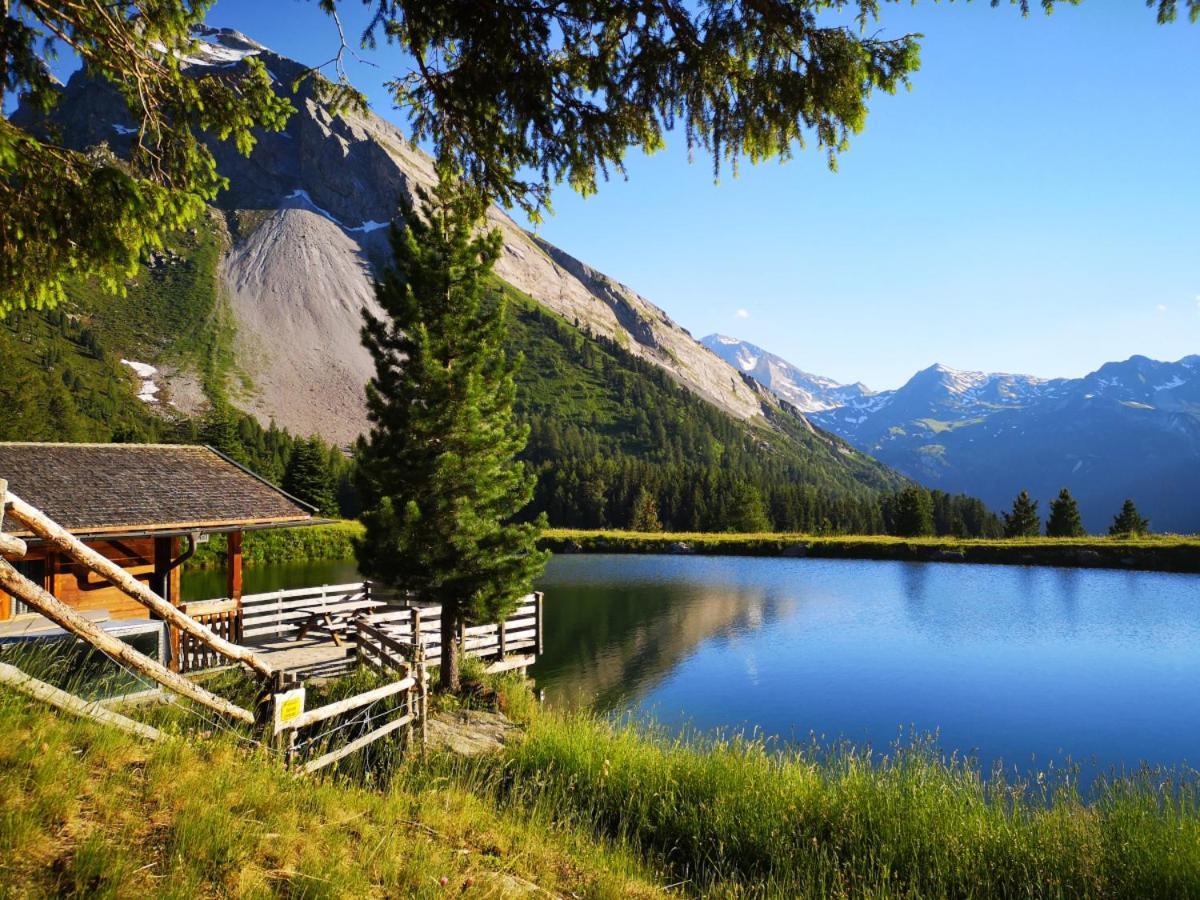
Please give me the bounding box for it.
[75,3,1200,388]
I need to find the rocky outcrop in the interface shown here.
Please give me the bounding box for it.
[426,709,523,755]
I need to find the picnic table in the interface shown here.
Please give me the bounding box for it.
[294,608,356,646]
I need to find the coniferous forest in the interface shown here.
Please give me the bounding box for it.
[0,287,1007,536]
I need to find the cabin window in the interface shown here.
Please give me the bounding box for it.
[9,558,45,616]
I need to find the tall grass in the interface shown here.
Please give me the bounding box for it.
[444,712,1200,898]
[7,641,1200,896]
[0,658,662,898]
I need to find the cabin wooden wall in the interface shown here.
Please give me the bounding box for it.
[0,538,162,621]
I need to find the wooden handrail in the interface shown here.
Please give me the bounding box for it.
[0,479,28,559]
[0,662,163,741]
[4,491,275,679]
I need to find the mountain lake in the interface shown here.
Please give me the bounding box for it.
[184,553,1200,779]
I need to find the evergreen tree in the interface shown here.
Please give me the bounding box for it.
[1003,490,1041,538]
[330,2,1191,219]
[1046,487,1085,537]
[629,487,663,532]
[201,404,250,466]
[1109,498,1150,536]
[727,482,772,533]
[355,169,549,692]
[283,438,338,517]
[889,486,935,537]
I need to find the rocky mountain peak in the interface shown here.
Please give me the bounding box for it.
[21,25,785,443]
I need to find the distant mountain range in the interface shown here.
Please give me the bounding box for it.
[704,337,1200,533]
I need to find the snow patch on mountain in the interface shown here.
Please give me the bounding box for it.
[121,359,160,403]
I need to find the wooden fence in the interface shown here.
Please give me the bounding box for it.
[272,670,425,774]
[241,582,385,642]
[357,593,543,674]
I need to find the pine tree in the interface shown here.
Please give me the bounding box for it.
[889,486,935,537]
[355,169,549,692]
[1046,487,1085,537]
[629,487,663,532]
[727,482,772,533]
[1109,498,1150,537]
[1003,490,1041,538]
[283,438,338,517]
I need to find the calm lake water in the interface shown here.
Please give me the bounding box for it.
[185,553,1200,775]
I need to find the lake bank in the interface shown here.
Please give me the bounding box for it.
[186,521,1200,574]
[542,529,1200,573]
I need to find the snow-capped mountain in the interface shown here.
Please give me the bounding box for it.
[700,335,871,412]
[714,335,1200,532]
[815,363,1067,446]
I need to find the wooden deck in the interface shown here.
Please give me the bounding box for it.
[181,583,545,679]
[248,634,357,679]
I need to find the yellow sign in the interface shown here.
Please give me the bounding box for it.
[273,686,306,733]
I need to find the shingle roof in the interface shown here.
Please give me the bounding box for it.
[0,443,314,537]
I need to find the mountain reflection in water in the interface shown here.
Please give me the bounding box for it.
[531,553,1200,776]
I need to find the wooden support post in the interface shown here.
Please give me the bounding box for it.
[499,617,507,660]
[0,480,27,559]
[226,531,243,602]
[154,537,181,670]
[0,662,164,741]
[4,492,274,680]
[168,536,182,608]
[0,558,256,724]
[534,591,544,656]
[418,645,428,753]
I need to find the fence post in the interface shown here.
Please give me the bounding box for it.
[499,617,507,660]
[412,606,422,655]
[418,644,428,755]
[535,591,544,656]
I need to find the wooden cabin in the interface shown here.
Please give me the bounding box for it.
[0,443,316,629]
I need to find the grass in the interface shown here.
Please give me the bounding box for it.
[4,645,1200,897]
[187,521,364,569]
[182,521,1200,574]
[0,656,663,898]
[443,711,1200,898]
[542,528,1200,572]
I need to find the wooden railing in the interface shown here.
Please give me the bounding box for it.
[184,583,542,679]
[240,582,385,641]
[177,598,242,673]
[358,592,543,674]
[272,668,426,774]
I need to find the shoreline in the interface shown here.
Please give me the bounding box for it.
[185,522,1200,575]
[541,529,1200,574]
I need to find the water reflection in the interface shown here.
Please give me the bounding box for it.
[531,554,1200,775]
[533,556,796,710]
[184,551,1200,775]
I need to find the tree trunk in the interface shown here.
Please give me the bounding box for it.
[439,606,461,693]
